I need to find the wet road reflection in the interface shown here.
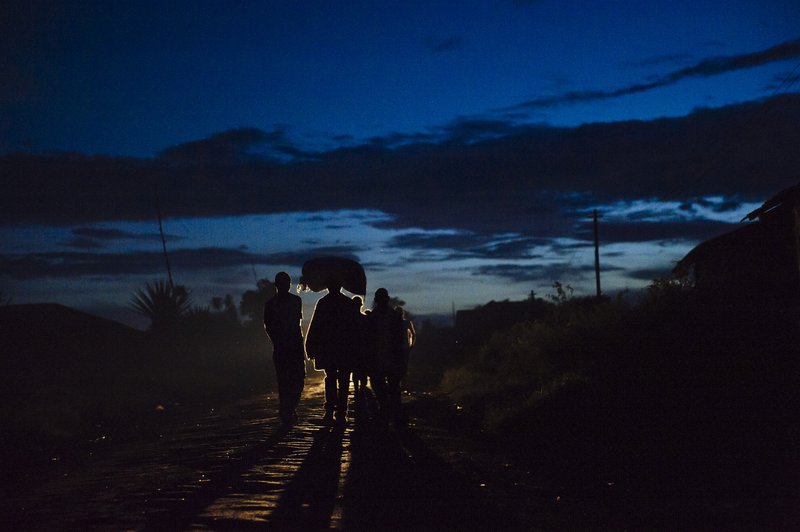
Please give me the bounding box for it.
[2,379,513,531]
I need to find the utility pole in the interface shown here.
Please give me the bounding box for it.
[591,209,602,299]
[155,185,174,288]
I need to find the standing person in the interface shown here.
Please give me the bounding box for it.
[367,288,407,426]
[401,308,416,374]
[263,272,306,426]
[351,296,369,395]
[305,279,361,425]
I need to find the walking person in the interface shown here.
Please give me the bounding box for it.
[351,296,369,394]
[367,288,408,426]
[305,279,361,425]
[263,272,307,426]
[401,307,416,377]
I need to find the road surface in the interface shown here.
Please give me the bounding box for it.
[2,379,565,530]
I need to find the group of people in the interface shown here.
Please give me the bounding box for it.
[262,271,414,427]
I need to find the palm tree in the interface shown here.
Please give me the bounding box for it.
[130,280,192,333]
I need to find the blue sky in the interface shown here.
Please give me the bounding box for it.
[3,1,798,155]
[1,1,800,327]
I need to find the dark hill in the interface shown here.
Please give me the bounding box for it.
[0,303,145,391]
[0,304,148,440]
[454,297,550,350]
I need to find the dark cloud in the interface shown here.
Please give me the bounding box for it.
[366,130,437,148]
[678,197,745,213]
[709,200,741,213]
[626,267,674,281]
[259,246,364,268]
[65,227,181,249]
[766,65,800,93]
[158,127,315,163]
[389,231,547,261]
[2,94,799,237]
[575,220,739,244]
[481,239,546,259]
[424,36,464,53]
[72,227,172,240]
[390,232,488,251]
[73,227,141,239]
[437,116,533,144]
[158,127,268,162]
[624,52,695,69]
[364,115,536,147]
[0,245,364,280]
[507,38,800,112]
[473,262,601,284]
[66,237,105,250]
[359,260,391,273]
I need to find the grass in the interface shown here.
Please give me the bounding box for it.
[439,294,625,429]
[421,281,800,524]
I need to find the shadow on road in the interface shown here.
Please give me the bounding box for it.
[145,385,512,531]
[143,424,291,531]
[267,425,346,530]
[341,390,512,531]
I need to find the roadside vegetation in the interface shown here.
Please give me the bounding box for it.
[127,278,279,405]
[1,278,280,456]
[409,277,799,509]
[439,283,624,429]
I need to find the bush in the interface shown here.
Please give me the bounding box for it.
[440,295,627,428]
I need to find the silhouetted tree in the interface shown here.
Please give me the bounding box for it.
[239,278,276,327]
[130,280,192,333]
[548,281,574,304]
[211,294,239,323]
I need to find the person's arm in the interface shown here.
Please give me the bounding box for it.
[295,297,303,330]
[304,302,322,359]
[263,301,272,336]
[294,297,308,359]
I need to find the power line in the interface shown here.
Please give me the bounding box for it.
[768,60,800,98]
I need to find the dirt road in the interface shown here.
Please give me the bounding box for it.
[1,379,562,530]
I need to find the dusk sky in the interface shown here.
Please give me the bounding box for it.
[2,1,800,328]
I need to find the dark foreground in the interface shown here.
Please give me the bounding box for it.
[2,377,798,530]
[1,380,533,530]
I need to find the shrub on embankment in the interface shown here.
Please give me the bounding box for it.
[440,289,625,429]
[440,278,800,425]
[435,280,800,500]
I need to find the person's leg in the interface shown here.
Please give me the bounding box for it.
[371,374,388,417]
[324,370,337,420]
[387,373,405,425]
[288,357,306,418]
[335,370,351,421]
[351,371,364,417]
[274,356,292,423]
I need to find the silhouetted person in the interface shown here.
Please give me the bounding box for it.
[401,308,416,371]
[351,296,369,395]
[367,288,408,426]
[305,279,361,425]
[263,272,307,426]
